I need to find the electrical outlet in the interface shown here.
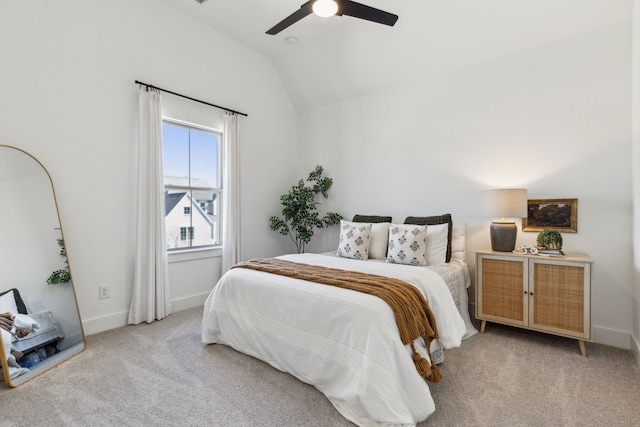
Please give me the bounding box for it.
[99,283,110,299]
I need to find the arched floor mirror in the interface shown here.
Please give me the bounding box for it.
[0,145,85,387]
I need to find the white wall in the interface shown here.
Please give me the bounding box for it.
[301,20,634,348]
[1,1,636,354]
[632,0,640,362]
[0,0,299,334]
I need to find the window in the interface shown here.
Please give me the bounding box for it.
[163,120,222,250]
[180,226,195,241]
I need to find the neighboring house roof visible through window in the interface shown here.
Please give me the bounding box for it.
[164,192,213,224]
[164,176,211,188]
[165,192,186,216]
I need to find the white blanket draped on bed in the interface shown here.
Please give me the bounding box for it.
[202,253,468,426]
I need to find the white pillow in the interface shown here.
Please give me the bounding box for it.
[0,290,18,315]
[386,224,427,266]
[451,222,467,261]
[13,313,39,329]
[426,223,448,265]
[369,222,391,259]
[336,220,372,260]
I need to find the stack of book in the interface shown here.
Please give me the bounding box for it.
[536,246,563,255]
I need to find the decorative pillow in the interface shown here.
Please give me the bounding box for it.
[0,290,18,315]
[369,222,391,259]
[404,214,453,262]
[426,223,448,265]
[336,220,372,260]
[13,313,39,329]
[451,222,467,261]
[386,224,428,266]
[352,214,393,224]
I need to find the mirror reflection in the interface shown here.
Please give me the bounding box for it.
[0,145,85,387]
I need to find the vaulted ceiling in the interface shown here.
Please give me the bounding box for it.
[161,0,632,112]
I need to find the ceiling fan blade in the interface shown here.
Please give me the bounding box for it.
[338,0,398,27]
[266,1,314,35]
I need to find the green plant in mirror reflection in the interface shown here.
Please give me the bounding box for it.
[46,238,70,285]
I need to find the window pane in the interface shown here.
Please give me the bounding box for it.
[190,131,219,188]
[162,124,189,181]
[163,121,222,250]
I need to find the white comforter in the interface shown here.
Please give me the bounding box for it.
[202,253,467,426]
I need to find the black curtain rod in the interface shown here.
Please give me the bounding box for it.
[135,80,248,117]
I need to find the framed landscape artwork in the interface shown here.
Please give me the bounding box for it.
[522,198,578,233]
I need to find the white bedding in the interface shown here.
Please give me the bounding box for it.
[202,253,468,426]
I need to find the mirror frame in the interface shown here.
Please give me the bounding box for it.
[0,145,86,387]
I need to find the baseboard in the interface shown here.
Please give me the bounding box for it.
[82,296,635,354]
[82,310,130,336]
[468,301,632,350]
[171,292,209,312]
[631,334,640,368]
[82,292,210,336]
[593,326,632,349]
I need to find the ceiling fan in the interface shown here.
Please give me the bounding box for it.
[266,0,398,35]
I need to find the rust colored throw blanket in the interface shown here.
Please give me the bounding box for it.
[232,257,442,382]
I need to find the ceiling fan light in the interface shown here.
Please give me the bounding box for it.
[312,0,338,18]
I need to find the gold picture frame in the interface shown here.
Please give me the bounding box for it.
[522,198,578,233]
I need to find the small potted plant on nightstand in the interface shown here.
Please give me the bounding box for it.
[536,229,564,255]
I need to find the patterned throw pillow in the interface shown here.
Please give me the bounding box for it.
[386,224,428,266]
[336,220,372,260]
[404,214,453,262]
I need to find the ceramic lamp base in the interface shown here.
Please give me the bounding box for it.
[490,221,517,252]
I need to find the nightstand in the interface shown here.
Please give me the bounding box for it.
[476,249,593,356]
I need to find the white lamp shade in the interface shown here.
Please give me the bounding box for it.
[313,0,338,17]
[483,189,527,219]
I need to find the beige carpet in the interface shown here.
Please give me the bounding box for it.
[1,306,638,426]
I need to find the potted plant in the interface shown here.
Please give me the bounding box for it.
[536,229,564,254]
[269,165,343,253]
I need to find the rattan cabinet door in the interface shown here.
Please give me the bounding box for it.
[529,259,591,340]
[477,255,527,327]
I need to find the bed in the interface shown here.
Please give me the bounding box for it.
[202,214,476,426]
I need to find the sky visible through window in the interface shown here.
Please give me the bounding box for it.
[162,123,219,187]
[162,122,222,249]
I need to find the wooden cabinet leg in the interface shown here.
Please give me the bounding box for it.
[578,340,586,357]
[480,320,486,333]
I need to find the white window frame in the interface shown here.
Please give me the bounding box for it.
[163,118,223,261]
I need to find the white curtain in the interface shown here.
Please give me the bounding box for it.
[221,112,241,272]
[128,87,172,325]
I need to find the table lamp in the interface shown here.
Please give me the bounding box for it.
[483,189,527,252]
